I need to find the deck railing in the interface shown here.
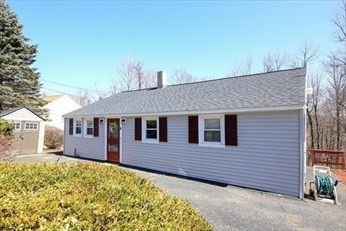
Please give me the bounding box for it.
[308,149,346,169]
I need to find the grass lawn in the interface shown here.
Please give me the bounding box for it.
[0,163,211,230]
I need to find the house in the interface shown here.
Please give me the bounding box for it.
[43,94,81,130]
[0,107,45,154]
[63,67,307,199]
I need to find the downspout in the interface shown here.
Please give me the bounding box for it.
[63,118,66,155]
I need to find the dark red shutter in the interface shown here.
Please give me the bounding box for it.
[69,118,73,135]
[135,118,142,141]
[93,117,99,137]
[188,116,198,144]
[159,117,167,142]
[225,115,238,146]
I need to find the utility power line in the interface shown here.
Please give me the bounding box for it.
[41,87,76,97]
[41,79,109,94]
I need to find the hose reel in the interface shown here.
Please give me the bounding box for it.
[310,166,340,205]
[315,175,338,199]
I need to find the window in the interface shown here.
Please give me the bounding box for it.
[146,120,157,139]
[189,114,237,147]
[204,119,221,142]
[75,119,82,135]
[199,115,225,147]
[84,119,93,136]
[142,117,159,143]
[25,122,38,130]
[12,122,21,131]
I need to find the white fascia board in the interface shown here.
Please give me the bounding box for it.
[62,105,304,118]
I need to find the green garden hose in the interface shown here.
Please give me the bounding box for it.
[315,175,336,198]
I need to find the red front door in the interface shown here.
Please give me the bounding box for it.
[107,119,120,163]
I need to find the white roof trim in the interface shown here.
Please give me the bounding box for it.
[63,105,304,118]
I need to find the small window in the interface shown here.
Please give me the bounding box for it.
[75,120,82,135]
[199,115,225,147]
[204,119,221,142]
[25,122,38,130]
[142,117,159,143]
[146,120,157,139]
[12,122,21,131]
[85,119,93,136]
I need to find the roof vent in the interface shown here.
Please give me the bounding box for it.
[157,71,167,89]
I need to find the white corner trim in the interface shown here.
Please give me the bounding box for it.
[104,118,107,161]
[299,109,306,200]
[119,121,123,163]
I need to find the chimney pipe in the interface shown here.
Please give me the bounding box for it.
[157,71,167,89]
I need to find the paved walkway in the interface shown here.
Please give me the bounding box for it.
[13,154,346,231]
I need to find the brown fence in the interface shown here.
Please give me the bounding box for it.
[308,149,346,169]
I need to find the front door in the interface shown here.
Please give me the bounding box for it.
[107,119,120,163]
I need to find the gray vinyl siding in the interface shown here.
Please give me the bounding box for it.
[121,110,301,197]
[63,118,105,160]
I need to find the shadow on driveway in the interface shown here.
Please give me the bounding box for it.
[12,154,346,231]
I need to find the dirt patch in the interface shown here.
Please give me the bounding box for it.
[332,169,346,183]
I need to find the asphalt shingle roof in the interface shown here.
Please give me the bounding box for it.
[65,67,306,117]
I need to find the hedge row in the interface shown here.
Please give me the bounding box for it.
[0,163,211,230]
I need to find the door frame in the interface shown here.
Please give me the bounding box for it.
[104,117,122,163]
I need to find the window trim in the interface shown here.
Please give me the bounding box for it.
[74,118,82,137]
[141,117,159,144]
[84,118,94,138]
[198,114,225,148]
[24,122,38,131]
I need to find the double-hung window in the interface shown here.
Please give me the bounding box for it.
[142,117,159,143]
[75,119,82,135]
[85,119,93,136]
[199,115,225,147]
[204,118,221,142]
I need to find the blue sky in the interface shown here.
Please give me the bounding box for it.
[7,0,339,96]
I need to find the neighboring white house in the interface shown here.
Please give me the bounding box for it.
[43,95,81,130]
[0,107,45,154]
[63,68,307,199]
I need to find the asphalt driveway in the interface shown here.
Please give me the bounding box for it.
[13,154,346,231]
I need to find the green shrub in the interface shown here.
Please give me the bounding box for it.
[0,163,212,230]
[0,119,14,136]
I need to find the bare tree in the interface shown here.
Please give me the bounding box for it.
[109,79,118,95]
[90,82,110,102]
[115,58,156,91]
[263,52,288,72]
[116,58,138,91]
[324,52,346,150]
[332,0,346,43]
[290,41,319,68]
[141,69,156,88]
[72,89,93,107]
[228,56,253,76]
[172,68,195,84]
[306,73,323,149]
